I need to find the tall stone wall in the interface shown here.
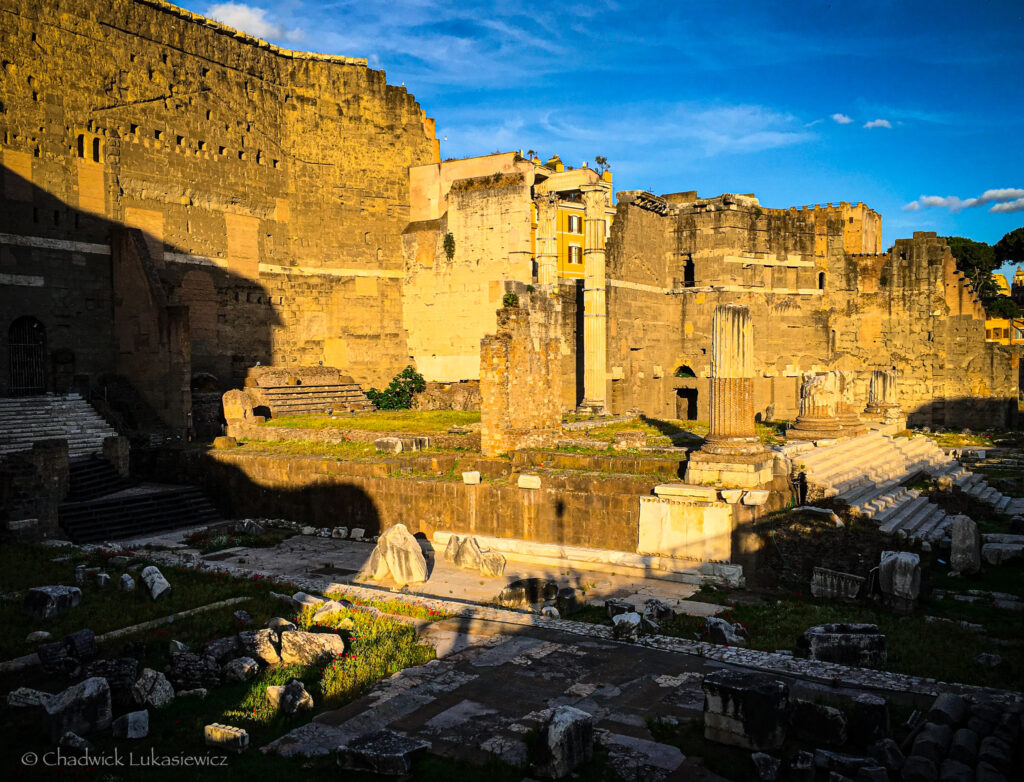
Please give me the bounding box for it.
[402,173,534,382]
[0,0,438,401]
[605,196,1018,428]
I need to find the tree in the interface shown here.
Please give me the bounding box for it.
[366,366,426,410]
[594,155,609,175]
[987,295,1022,318]
[944,236,999,300]
[994,227,1024,264]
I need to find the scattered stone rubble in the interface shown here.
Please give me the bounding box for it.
[366,523,429,586]
[444,534,507,577]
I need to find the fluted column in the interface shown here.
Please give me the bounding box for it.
[535,194,558,286]
[836,371,867,435]
[578,186,607,414]
[865,369,901,421]
[702,304,762,454]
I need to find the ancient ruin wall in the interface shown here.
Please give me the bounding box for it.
[0,0,438,394]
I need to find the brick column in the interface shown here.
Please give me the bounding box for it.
[703,304,762,455]
[535,194,558,286]
[578,186,607,414]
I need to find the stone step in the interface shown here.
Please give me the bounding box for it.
[879,496,929,534]
[896,502,942,539]
[908,507,947,544]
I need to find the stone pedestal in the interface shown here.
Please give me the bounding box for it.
[787,371,843,441]
[685,305,772,487]
[864,369,902,423]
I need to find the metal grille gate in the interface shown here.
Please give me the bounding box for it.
[7,317,47,395]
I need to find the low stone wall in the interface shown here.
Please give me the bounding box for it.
[202,450,653,553]
[511,449,684,479]
[225,422,481,451]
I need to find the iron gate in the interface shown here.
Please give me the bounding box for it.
[7,316,47,395]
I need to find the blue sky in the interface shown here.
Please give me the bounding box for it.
[188,0,1024,282]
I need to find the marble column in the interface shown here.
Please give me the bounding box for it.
[865,369,901,421]
[577,186,607,414]
[836,371,867,436]
[703,304,763,455]
[535,194,558,286]
[787,371,843,440]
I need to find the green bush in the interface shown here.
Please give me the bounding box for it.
[366,365,427,410]
[502,292,519,307]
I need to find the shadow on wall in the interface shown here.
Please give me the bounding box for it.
[906,397,1019,431]
[0,166,281,436]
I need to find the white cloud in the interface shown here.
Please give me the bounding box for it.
[903,188,1024,213]
[831,113,853,124]
[204,3,302,42]
[990,197,1024,214]
[863,118,892,129]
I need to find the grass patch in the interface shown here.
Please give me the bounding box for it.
[260,410,480,432]
[183,526,293,555]
[235,438,470,462]
[324,588,452,622]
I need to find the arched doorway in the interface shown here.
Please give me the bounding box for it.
[8,316,47,395]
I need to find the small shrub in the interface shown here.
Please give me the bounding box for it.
[443,232,455,261]
[502,292,519,307]
[366,366,426,410]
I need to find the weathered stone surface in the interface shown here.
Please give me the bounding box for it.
[23,585,81,620]
[556,587,584,617]
[813,749,872,777]
[337,729,430,774]
[132,668,175,709]
[496,578,558,607]
[752,752,782,781]
[947,728,978,766]
[233,609,252,624]
[238,629,281,665]
[311,600,346,624]
[443,534,461,562]
[949,516,981,574]
[976,652,1002,668]
[541,606,560,618]
[981,543,1024,565]
[266,679,313,714]
[867,738,904,772]
[292,591,325,611]
[849,693,889,745]
[479,550,506,577]
[706,616,749,646]
[787,750,815,782]
[84,657,138,706]
[938,758,974,782]
[702,669,789,750]
[332,526,349,539]
[64,628,97,660]
[112,709,149,739]
[912,723,953,765]
[612,612,642,642]
[59,731,96,755]
[856,765,889,782]
[279,630,346,665]
[901,754,939,782]
[7,686,52,708]
[532,705,594,779]
[266,617,298,635]
[205,723,249,753]
[203,636,239,663]
[977,736,1012,771]
[517,474,542,489]
[811,567,865,602]
[223,656,260,683]
[140,566,172,600]
[798,623,886,666]
[927,693,968,727]
[370,523,428,586]
[45,677,112,741]
[37,640,77,675]
[878,551,920,613]
[119,573,136,592]
[453,535,484,571]
[26,630,53,643]
[462,471,481,485]
[605,598,635,618]
[790,699,847,746]
[95,572,111,588]
[166,653,220,691]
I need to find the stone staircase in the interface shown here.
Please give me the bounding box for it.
[66,454,135,502]
[795,431,984,546]
[60,486,221,544]
[256,383,374,417]
[0,393,118,457]
[955,472,1024,517]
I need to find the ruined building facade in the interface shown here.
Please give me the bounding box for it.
[0,0,1017,433]
[0,0,438,430]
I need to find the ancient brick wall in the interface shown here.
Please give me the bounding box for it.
[605,198,1018,426]
[480,293,564,456]
[0,0,438,402]
[403,173,534,382]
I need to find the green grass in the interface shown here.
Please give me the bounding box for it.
[0,547,442,781]
[323,588,452,621]
[183,527,293,554]
[260,410,480,432]
[0,545,301,661]
[234,438,470,462]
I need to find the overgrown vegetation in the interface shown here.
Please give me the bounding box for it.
[183,526,292,554]
[366,365,427,410]
[260,409,480,432]
[502,292,519,307]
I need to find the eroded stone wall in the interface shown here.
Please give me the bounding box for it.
[0,0,438,400]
